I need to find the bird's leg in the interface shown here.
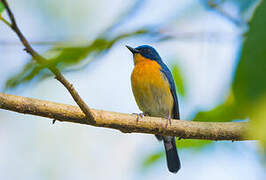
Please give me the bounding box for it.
[165,115,172,128]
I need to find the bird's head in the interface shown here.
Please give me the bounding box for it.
[126,45,162,65]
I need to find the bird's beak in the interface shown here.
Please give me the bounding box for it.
[126,45,139,54]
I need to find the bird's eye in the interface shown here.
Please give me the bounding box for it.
[144,48,151,54]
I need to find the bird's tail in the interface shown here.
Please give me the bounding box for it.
[163,137,181,173]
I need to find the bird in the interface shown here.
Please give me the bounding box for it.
[126,45,181,173]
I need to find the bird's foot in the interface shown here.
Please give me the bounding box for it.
[165,116,172,128]
[132,112,146,123]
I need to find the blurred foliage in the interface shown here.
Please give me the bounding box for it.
[233,0,266,111]
[4,0,259,90]
[142,151,164,169]
[0,3,4,14]
[176,139,212,150]
[3,0,161,90]
[248,97,266,153]
[194,0,266,148]
[142,139,213,169]
[4,29,151,89]
[172,65,186,97]
[233,0,266,152]
[194,91,246,122]
[1,0,265,170]
[143,0,265,169]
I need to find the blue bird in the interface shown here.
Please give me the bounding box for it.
[126,45,181,173]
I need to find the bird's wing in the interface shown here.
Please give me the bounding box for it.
[160,63,180,119]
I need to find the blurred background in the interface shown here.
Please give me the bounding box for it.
[0,0,266,179]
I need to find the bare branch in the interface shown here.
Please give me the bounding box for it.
[0,93,253,141]
[0,0,95,123]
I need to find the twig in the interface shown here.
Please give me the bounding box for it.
[0,93,253,141]
[0,0,95,123]
[0,15,11,27]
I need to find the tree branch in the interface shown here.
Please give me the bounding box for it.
[0,1,254,142]
[0,93,253,141]
[0,0,95,123]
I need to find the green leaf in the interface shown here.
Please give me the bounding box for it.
[191,1,266,156]
[193,91,246,122]
[172,65,186,97]
[247,97,266,152]
[142,139,212,169]
[4,61,41,90]
[0,2,4,14]
[233,0,266,112]
[176,139,212,149]
[2,0,152,90]
[4,29,150,90]
[193,1,266,124]
[141,151,164,168]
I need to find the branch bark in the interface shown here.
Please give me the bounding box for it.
[0,0,95,123]
[0,93,252,141]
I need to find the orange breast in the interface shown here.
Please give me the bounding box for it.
[131,57,173,118]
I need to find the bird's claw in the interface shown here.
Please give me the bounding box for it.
[132,112,145,123]
[165,116,172,128]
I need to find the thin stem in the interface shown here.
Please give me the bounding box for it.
[0,15,11,27]
[0,0,95,123]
